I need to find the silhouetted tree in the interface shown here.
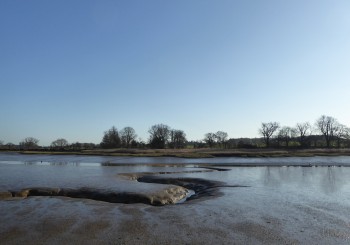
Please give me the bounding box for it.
[120,127,137,148]
[295,122,312,148]
[82,143,96,150]
[277,126,296,147]
[101,126,121,148]
[169,130,187,149]
[334,123,350,148]
[191,140,206,148]
[225,138,235,148]
[215,131,228,148]
[259,122,279,147]
[5,143,15,150]
[236,138,258,149]
[204,133,216,148]
[130,140,138,148]
[70,142,82,151]
[51,138,68,150]
[148,124,170,149]
[19,137,39,150]
[136,138,147,149]
[316,115,338,148]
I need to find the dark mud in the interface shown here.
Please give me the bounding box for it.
[1,186,187,206]
[0,173,248,206]
[137,176,249,202]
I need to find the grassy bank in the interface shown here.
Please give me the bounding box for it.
[6,148,350,158]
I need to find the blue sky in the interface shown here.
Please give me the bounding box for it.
[1,0,350,146]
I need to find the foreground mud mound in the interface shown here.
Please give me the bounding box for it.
[0,176,248,206]
[0,186,189,206]
[137,176,249,201]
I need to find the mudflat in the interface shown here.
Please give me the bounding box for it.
[1,154,350,244]
[1,185,349,244]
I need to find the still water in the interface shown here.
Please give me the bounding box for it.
[1,152,350,199]
[1,152,350,166]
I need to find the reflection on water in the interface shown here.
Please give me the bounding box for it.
[24,161,81,166]
[1,153,350,202]
[2,152,350,166]
[321,167,346,194]
[257,166,349,195]
[263,167,277,187]
[24,161,37,165]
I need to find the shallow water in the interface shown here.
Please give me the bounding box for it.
[2,152,350,166]
[1,153,350,202]
[1,153,350,244]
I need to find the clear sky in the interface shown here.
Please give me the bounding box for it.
[1,0,350,146]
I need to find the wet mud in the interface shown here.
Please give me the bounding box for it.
[0,186,187,206]
[137,176,249,202]
[2,157,350,244]
[0,167,247,206]
[0,176,248,206]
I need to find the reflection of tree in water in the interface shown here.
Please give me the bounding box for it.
[24,161,79,166]
[261,166,348,194]
[24,161,38,165]
[299,167,313,186]
[263,167,280,187]
[49,162,80,166]
[277,167,293,182]
[321,167,343,194]
[101,162,113,166]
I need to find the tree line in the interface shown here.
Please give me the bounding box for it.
[1,115,349,151]
[259,115,350,149]
[100,124,186,149]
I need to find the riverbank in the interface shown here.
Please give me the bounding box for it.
[5,148,350,158]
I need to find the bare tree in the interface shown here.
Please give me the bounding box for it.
[148,124,170,149]
[295,122,312,147]
[70,142,82,151]
[101,126,121,149]
[19,137,39,150]
[215,131,228,148]
[82,143,96,150]
[120,127,137,148]
[334,123,350,148]
[342,127,350,148]
[137,138,147,149]
[204,133,217,148]
[169,129,187,149]
[259,122,279,147]
[5,143,16,150]
[316,115,338,148]
[51,138,69,150]
[277,126,296,147]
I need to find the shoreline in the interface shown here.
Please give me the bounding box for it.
[3,148,350,158]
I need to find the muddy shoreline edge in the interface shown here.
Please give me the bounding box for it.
[3,148,350,158]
